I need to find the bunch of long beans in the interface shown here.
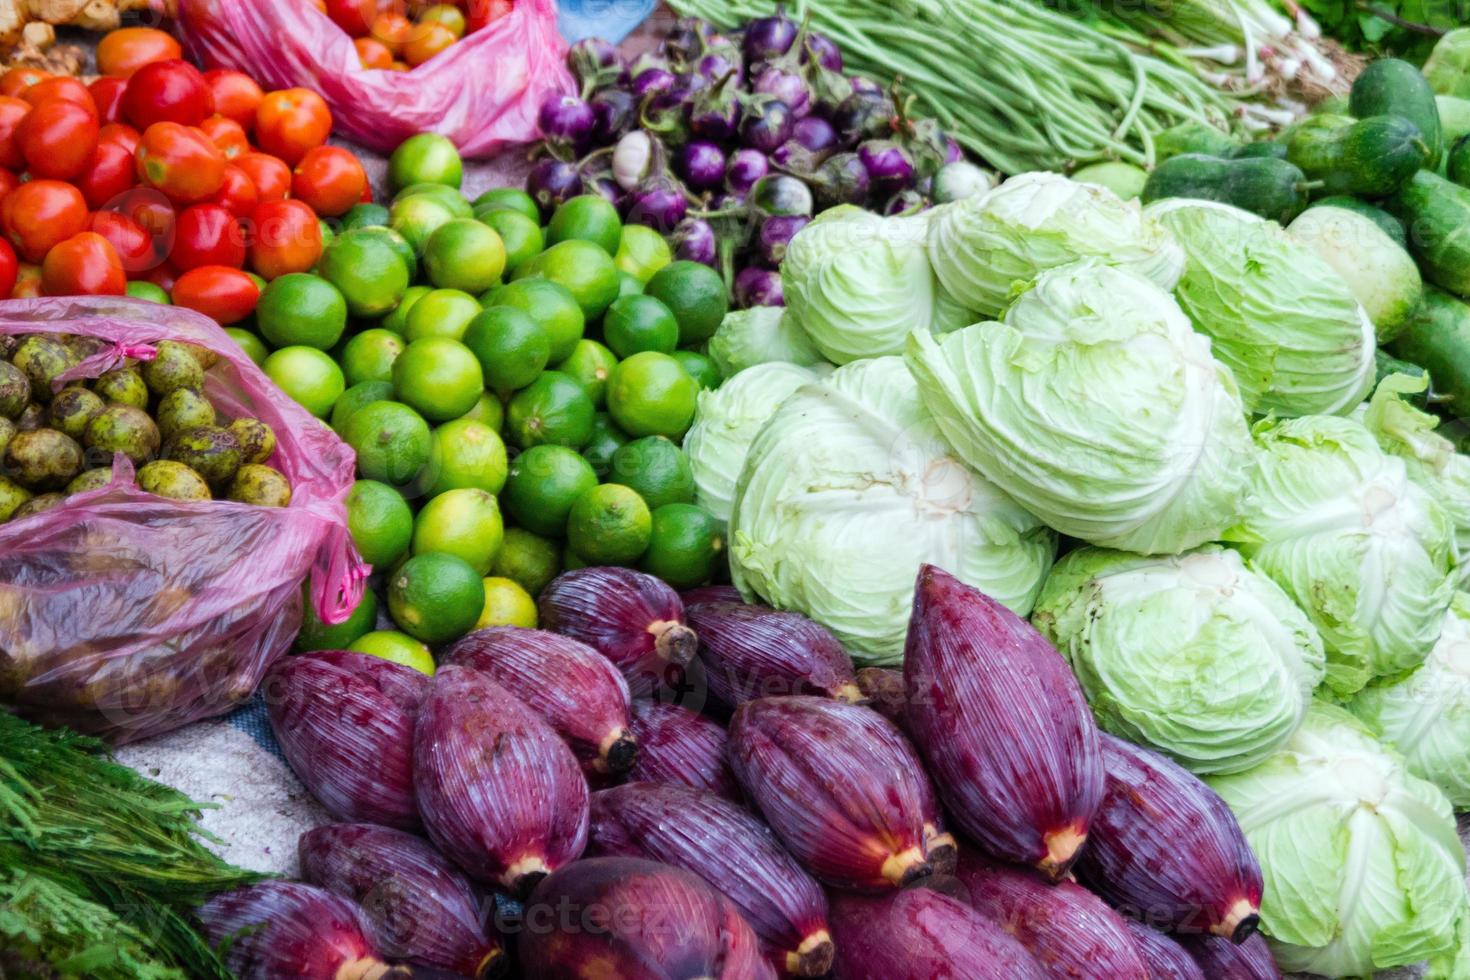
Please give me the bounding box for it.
[669,0,1249,173]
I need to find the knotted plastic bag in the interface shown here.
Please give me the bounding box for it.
[171,0,572,158]
[0,298,364,743]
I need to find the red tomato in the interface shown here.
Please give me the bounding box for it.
[355,37,394,70]
[466,0,514,32]
[99,122,142,155]
[89,76,128,125]
[0,68,48,99]
[75,139,138,210]
[12,262,41,298]
[199,114,249,160]
[0,236,16,297]
[42,232,126,296]
[89,209,161,274]
[211,164,259,218]
[292,145,368,217]
[1,180,88,263]
[255,88,331,166]
[21,77,95,114]
[0,168,18,203]
[248,198,322,280]
[171,203,245,271]
[325,0,376,36]
[371,12,413,54]
[135,122,226,203]
[235,151,292,203]
[203,70,264,132]
[96,27,183,79]
[172,265,259,324]
[403,22,457,66]
[123,59,214,130]
[0,97,29,170]
[19,98,99,181]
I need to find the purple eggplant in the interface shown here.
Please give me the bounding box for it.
[735,267,784,308]
[678,140,727,191]
[754,65,811,118]
[682,584,745,606]
[627,698,741,802]
[883,189,929,215]
[627,175,690,232]
[855,667,907,730]
[299,823,506,979]
[536,95,594,147]
[567,37,623,93]
[792,115,837,153]
[810,152,871,207]
[685,601,857,705]
[833,92,895,142]
[858,139,915,193]
[525,158,582,215]
[742,99,796,153]
[662,16,719,65]
[584,174,625,213]
[743,8,799,64]
[1183,934,1282,979]
[849,75,884,96]
[611,130,657,192]
[757,215,810,266]
[726,148,770,194]
[1123,919,1206,980]
[589,88,637,144]
[672,217,718,267]
[802,33,843,72]
[632,67,677,99]
[750,173,812,216]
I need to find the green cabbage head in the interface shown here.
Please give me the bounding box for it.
[1148,200,1375,416]
[1225,413,1455,697]
[925,171,1185,317]
[906,260,1253,555]
[707,306,825,379]
[1033,545,1325,774]
[1207,701,1467,978]
[683,361,820,524]
[1351,593,1470,809]
[729,355,1055,663]
[780,206,971,366]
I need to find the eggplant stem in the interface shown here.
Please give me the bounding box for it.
[1214,898,1263,943]
[1037,825,1087,880]
[881,845,933,886]
[787,928,837,977]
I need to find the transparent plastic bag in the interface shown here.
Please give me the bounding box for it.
[0,298,364,743]
[171,0,572,158]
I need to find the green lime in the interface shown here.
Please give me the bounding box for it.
[393,336,484,422]
[349,630,435,674]
[458,391,504,431]
[226,327,269,366]
[616,272,644,298]
[603,294,679,358]
[346,478,415,567]
[412,487,504,574]
[393,183,473,217]
[341,328,405,387]
[423,218,507,294]
[256,274,348,350]
[388,551,485,644]
[555,339,619,409]
[606,351,699,439]
[355,225,419,281]
[473,187,540,223]
[490,278,584,363]
[263,346,344,418]
[640,502,725,590]
[615,224,673,284]
[507,370,595,449]
[672,349,721,390]
[319,230,411,318]
[645,260,730,346]
[547,195,623,255]
[297,585,378,651]
[382,285,431,336]
[331,379,395,435]
[566,483,652,565]
[343,400,432,487]
[391,194,457,254]
[582,411,628,478]
[389,133,464,191]
[609,435,695,509]
[461,306,550,392]
[404,288,482,342]
[341,202,391,231]
[514,239,620,321]
[479,209,543,273]
[491,526,561,595]
[126,280,170,304]
[316,219,335,258]
[476,576,538,629]
[502,444,597,536]
[425,418,507,496]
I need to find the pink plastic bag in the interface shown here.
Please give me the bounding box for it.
[171,0,572,158]
[0,297,364,743]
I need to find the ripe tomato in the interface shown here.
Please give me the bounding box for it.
[371,12,413,54]
[0,237,17,297]
[403,22,457,66]
[211,164,259,218]
[75,139,138,210]
[89,210,161,273]
[0,168,18,203]
[292,145,368,217]
[172,265,259,324]
[42,232,126,296]
[248,198,322,280]
[200,114,249,159]
[255,88,331,166]
[99,122,142,155]
[123,59,213,130]
[89,76,128,125]
[12,262,41,298]
[1,180,88,263]
[0,68,48,99]
[355,37,394,70]
[136,122,226,203]
[0,97,29,170]
[466,0,514,32]
[325,0,375,36]
[235,151,292,203]
[22,77,95,113]
[171,203,246,271]
[19,98,99,181]
[96,27,183,79]
[203,70,264,132]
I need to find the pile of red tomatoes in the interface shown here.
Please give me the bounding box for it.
[313,0,515,71]
[0,26,373,325]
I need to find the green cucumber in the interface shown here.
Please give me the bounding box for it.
[1309,195,1407,247]
[1229,141,1288,160]
[1448,133,1470,187]
[1286,114,1428,196]
[1350,58,1443,167]
[1389,287,1470,418]
[1141,154,1310,223]
[1154,121,1238,162]
[1386,169,1470,297]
